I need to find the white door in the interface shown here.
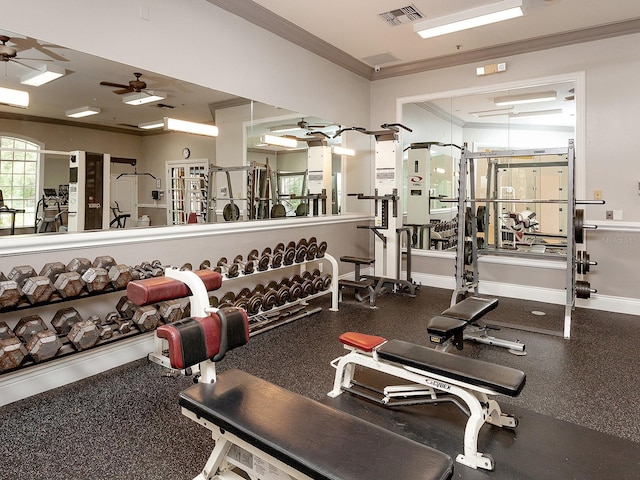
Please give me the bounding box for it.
[110,174,138,228]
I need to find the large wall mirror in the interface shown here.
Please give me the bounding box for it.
[400,74,581,254]
[0,28,343,239]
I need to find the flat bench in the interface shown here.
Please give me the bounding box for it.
[329,331,526,471]
[144,274,454,480]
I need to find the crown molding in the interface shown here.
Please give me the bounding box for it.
[208,1,640,82]
[206,0,373,79]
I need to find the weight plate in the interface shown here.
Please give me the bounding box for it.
[317,241,327,258]
[274,243,285,254]
[289,283,302,301]
[258,255,270,271]
[247,249,259,260]
[271,204,286,218]
[233,255,244,264]
[464,241,473,266]
[271,252,284,269]
[261,289,277,310]
[223,203,240,222]
[227,264,239,278]
[476,206,487,233]
[295,203,308,216]
[306,243,318,260]
[247,294,263,315]
[574,209,584,244]
[261,247,272,257]
[301,279,314,297]
[297,238,308,248]
[199,260,211,270]
[295,246,308,263]
[283,248,295,266]
[237,287,251,299]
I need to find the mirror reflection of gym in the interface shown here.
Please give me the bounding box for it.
[402,79,576,253]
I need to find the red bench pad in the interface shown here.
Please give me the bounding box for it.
[339,332,386,352]
[127,270,222,306]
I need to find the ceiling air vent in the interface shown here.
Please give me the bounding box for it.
[378,4,424,26]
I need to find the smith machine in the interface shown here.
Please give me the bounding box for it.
[337,123,418,305]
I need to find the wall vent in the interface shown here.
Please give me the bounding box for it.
[378,4,424,26]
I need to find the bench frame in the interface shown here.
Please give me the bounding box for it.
[328,338,519,471]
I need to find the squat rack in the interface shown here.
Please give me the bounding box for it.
[450,139,604,339]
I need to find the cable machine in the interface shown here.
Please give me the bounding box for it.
[337,123,417,296]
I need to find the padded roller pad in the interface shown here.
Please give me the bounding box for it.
[441,296,498,322]
[377,339,526,396]
[180,369,454,480]
[127,270,222,306]
[157,316,221,370]
[212,307,250,362]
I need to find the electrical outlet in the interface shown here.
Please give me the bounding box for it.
[594,189,602,200]
[606,210,613,220]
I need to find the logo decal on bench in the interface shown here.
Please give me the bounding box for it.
[426,378,452,391]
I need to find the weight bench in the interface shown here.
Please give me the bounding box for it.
[338,256,380,307]
[427,296,525,354]
[328,331,526,471]
[149,280,454,479]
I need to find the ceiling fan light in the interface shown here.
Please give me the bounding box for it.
[0,86,29,108]
[123,90,167,105]
[164,117,219,137]
[65,106,101,118]
[20,64,65,86]
[414,0,523,39]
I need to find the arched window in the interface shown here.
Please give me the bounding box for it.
[0,135,40,230]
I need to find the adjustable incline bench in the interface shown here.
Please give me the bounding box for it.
[328,331,526,471]
[427,296,526,354]
[127,273,454,480]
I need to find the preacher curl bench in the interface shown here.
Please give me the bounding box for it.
[127,271,454,480]
[328,331,526,471]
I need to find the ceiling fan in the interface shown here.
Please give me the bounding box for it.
[100,72,148,94]
[0,35,58,67]
[272,117,333,132]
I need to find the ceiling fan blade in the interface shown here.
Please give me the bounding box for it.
[100,81,130,89]
[112,88,133,95]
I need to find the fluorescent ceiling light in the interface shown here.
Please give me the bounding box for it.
[164,117,219,137]
[0,86,29,108]
[332,146,355,157]
[509,109,563,119]
[494,91,557,106]
[414,0,524,39]
[123,90,167,105]
[138,120,164,130]
[65,106,100,118]
[260,134,297,148]
[20,64,65,86]
[270,125,301,133]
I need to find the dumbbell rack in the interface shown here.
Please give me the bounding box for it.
[451,139,604,339]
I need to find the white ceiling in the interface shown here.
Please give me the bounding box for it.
[247,0,640,72]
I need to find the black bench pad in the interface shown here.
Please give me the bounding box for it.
[427,316,467,336]
[339,256,375,265]
[338,279,375,289]
[377,340,526,397]
[441,296,498,322]
[179,369,453,480]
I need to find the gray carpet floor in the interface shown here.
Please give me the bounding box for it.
[0,286,638,479]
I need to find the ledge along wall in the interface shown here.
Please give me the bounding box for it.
[0,214,370,406]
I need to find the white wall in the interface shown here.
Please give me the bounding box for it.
[2,0,370,130]
[372,33,640,303]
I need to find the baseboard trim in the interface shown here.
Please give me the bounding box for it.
[411,272,640,316]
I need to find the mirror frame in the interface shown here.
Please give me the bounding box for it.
[396,71,586,256]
